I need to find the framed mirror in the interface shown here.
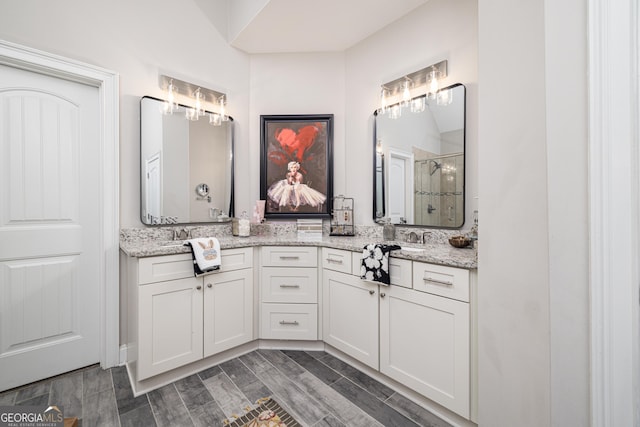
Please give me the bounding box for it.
[373,83,465,228]
[140,96,234,225]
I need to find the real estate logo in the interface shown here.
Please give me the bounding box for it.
[0,405,63,427]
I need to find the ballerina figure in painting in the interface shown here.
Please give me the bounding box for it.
[267,161,326,211]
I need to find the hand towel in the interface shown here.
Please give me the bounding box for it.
[184,237,221,276]
[360,243,401,285]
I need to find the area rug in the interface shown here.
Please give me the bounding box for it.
[223,398,301,427]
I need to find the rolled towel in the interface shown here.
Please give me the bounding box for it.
[184,237,221,276]
[360,243,401,285]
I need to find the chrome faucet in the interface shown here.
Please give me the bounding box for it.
[421,231,432,244]
[173,228,191,241]
[406,231,419,243]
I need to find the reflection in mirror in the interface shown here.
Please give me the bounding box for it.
[140,96,234,225]
[373,83,465,228]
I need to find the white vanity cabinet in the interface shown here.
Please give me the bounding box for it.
[322,248,475,420]
[259,246,318,340]
[131,248,253,381]
[379,274,471,418]
[322,248,412,370]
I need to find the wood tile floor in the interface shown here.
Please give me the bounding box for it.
[0,350,452,427]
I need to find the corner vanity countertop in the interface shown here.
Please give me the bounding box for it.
[120,235,477,269]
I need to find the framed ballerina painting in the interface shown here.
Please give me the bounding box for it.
[260,114,334,219]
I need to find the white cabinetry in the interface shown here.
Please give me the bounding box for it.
[260,246,318,340]
[380,282,470,418]
[323,267,379,369]
[322,248,474,420]
[132,248,253,381]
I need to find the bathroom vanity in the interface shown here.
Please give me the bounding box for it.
[120,230,477,422]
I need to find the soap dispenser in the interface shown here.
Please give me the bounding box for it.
[383,219,396,241]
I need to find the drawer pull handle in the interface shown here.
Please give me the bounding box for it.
[423,277,454,286]
[279,284,300,288]
[279,320,299,326]
[380,292,386,298]
[279,256,300,260]
[196,285,202,290]
[326,258,343,264]
[207,283,212,288]
[369,290,375,295]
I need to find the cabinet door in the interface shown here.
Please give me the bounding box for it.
[203,269,253,357]
[322,269,379,369]
[138,277,203,380]
[380,285,470,418]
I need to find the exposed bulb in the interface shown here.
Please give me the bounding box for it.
[401,80,411,107]
[427,68,439,100]
[164,82,178,114]
[219,96,228,121]
[194,89,205,117]
[379,88,388,114]
[209,112,222,126]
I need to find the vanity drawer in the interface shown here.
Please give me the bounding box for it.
[261,267,318,304]
[139,247,253,285]
[412,261,470,302]
[261,246,317,267]
[389,257,413,288]
[322,248,352,274]
[139,253,193,284]
[260,303,318,340]
[351,250,411,287]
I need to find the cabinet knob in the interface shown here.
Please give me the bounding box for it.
[196,285,202,290]
[369,290,375,295]
[380,292,386,298]
[207,283,212,288]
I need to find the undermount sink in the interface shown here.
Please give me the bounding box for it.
[400,246,425,252]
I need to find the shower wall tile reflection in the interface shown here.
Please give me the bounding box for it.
[414,154,463,226]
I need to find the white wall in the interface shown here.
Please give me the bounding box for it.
[478,0,589,425]
[345,0,478,226]
[248,52,346,207]
[0,0,251,228]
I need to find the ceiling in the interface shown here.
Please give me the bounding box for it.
[226,0,429,53]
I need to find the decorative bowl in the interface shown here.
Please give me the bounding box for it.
[448,235,471,248]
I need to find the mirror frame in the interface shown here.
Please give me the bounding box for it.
[372,83,466,228]
[139,95,235,225]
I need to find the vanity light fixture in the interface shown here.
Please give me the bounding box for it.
[401,78,412,107]
[378,59,448,115]
[163,80,179,114]
[158,74,227,122]
[219,95,229,122]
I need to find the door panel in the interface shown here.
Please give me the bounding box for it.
[0,64,100,391]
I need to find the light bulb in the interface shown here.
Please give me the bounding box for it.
[401,80,411,107]
[427,68,439,100]
[379,88,388,114]
[219,96,228,121]
[194,89,205,117]
[164,82,178,114]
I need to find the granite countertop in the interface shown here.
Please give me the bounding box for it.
[120,233,477,269]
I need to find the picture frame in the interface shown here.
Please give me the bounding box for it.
[260,114,333,219]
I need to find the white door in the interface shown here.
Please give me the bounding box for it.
[388,149,414,224]
[0,64,101,391]
[145,152,162,224]
[322,270,379,369]
[203,269,253,357]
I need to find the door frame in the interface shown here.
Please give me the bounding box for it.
[588,0,639,424]
[0,40,120,369]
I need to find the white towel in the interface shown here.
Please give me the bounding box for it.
[185,238,221,276]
